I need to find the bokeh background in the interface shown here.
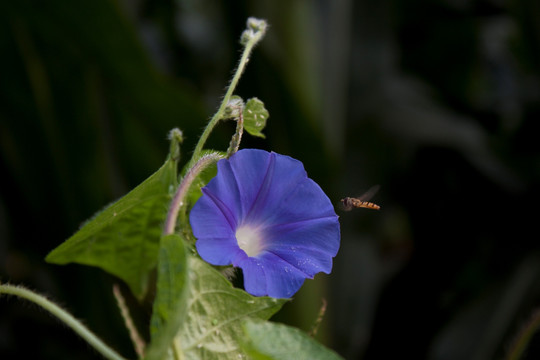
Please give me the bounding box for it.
[1,0,540,359]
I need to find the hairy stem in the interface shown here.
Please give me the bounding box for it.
[191,18,267,162]
[0,283,127,360]
[226,106,244,158]
[163,152,224,236]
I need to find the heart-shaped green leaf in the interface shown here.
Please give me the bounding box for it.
[45,141,180,299]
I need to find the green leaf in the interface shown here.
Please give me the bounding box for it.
[45,145,179,299]
[243,98,269,138]
[174,256,287,359]
[241,320,344,360]
[145,234,189,360]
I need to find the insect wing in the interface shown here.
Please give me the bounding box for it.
[357,185,380,202]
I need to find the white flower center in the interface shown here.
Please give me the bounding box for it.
[236,225,264,257]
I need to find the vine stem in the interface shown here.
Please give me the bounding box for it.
[0,283,127,360]
[226,104,244,158]
[112,284,145,358]
[163,152,224,236]
[309,298,327,337]
[191,18,267,162]
[167,19,266,236]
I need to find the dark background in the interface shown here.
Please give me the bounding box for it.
[1,0,540,359]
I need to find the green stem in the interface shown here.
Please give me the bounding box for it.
[191,18,267,162]
[0,283,127,360]
[506,308,540,360]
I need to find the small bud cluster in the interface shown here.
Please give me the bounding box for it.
[168,128,184,142]
[240,17,268,46]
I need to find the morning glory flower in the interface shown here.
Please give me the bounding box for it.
[189,149,340,298]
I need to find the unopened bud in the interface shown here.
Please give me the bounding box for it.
[224,96,244,119]
[247,17,267,34]
[240,18,267,45]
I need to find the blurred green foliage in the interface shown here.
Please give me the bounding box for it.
[1,0,540,359]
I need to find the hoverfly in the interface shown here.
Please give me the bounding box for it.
[341,185,381,211]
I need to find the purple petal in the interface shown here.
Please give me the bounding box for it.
[228,149,277,221]
[257,252,307,298]
[189,191,235,239]
[266,246,334,277]
[240,152,308,225]
[203,159,244,222]
[259,216,339,276]
[265,216,341,259]
[259,178,338,227]
[195,237,243,266]
[237,257,268,296]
